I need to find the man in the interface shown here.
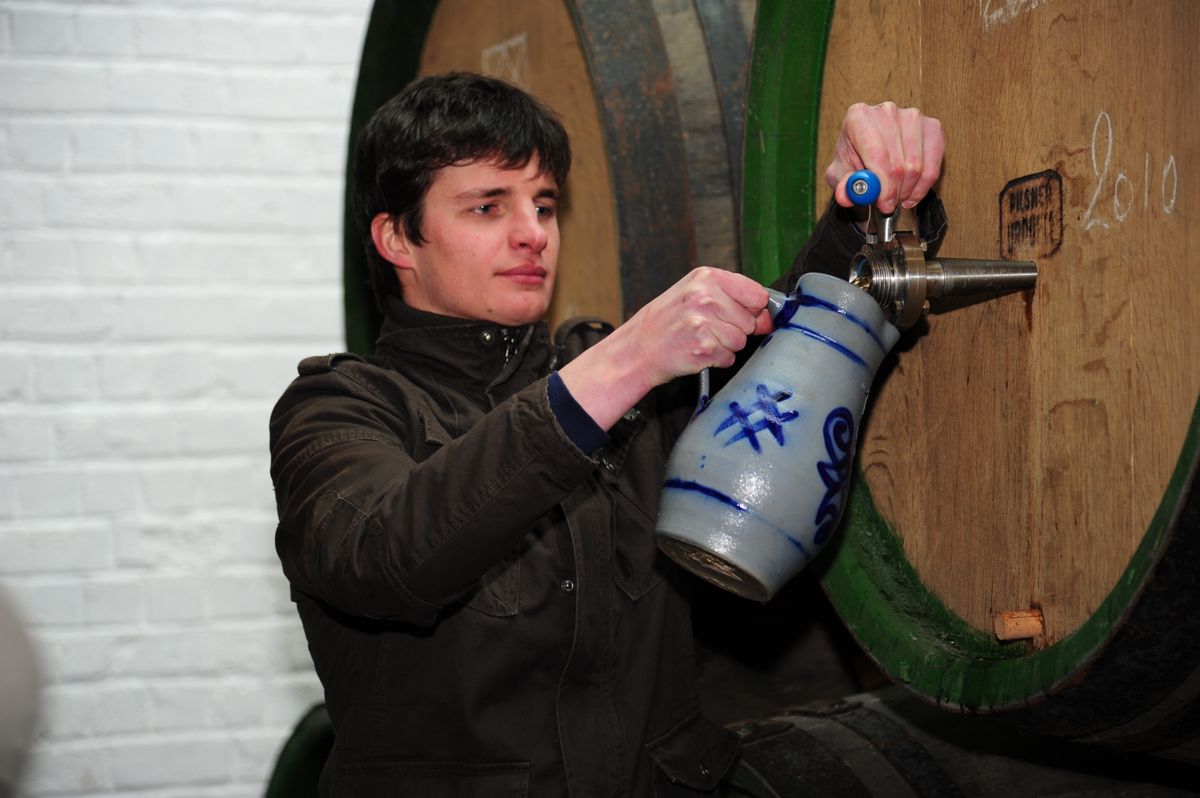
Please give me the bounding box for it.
[271,72,943,796]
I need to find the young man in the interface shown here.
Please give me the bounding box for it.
[271,73,943,797]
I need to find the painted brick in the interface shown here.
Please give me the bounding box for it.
[4,3,371,794]
[7,579,86,626]
[14,468,85,518]
[215,348,310,399]
[5,120,72,171]
[2,236,78,284]
[203,512,281,565]
[195,462,274,510]
[75,235,142,282]
[109,291,341,343]
[55,411,178,459]
[41,683,152,740]
[132,123,196,171]
[44,629,134,683]
[43,177,175,230]
[83,578,143,626]
[189,125,263,172]
[197,14,299,64]
[207,570,290,619]
[109,737,234,789]
[0,476,16,519]
[154,350,219,399]
[0,523,114,575]
[81,469,141,515]
[9,7,74,55]
[175,406,267,456]
[0,175,47,227]
[22,743,115,795]
[0,413,54,461]
[115,518,204,568]
[133,472,199,516]
[258,674,324,728]
[206,680,267,729]
[34,352,99,403]
[74,8,137,58]
[108,63,224,116]
[0,351,34,400]
[97,348,216,400]
[304,18,367,65]
[0,294,112,342]
[71,123,135,171]
[0,62,111,112]
[144,574,208,622]
[230,730,291,784]
[223,68,354,120]
[151,681,224,731]
[114,512,279,569]
[133,12,200,61]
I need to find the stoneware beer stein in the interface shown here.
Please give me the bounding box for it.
[655,271,900,601]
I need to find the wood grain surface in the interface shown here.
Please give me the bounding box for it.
[818,0,1198,644]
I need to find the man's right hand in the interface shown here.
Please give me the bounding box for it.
[557,267,771,431]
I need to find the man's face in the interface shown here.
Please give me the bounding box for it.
[390,157,560,326]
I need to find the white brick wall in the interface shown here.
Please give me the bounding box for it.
[0,1,373,794]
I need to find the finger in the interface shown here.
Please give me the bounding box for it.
[704,269,770,327]
[826,103,870,204]
[752,307,774,336]
[841,108,896,211]
[688,328,736,370]
[896,107,926,207]
[908,116,945,204]
[707,319,749,359]
[874,102,907,213]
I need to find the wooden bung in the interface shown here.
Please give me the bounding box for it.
[994,609,1045,642]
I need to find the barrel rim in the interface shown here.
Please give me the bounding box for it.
[744,0,1200,727]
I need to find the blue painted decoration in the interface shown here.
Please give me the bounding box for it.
[813,407,854,545]
[713,383,799,452]
[661,478,808,555]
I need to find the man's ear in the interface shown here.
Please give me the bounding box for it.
[370,213,415,270]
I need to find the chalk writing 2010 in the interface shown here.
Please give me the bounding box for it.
[1082,110,1178,232]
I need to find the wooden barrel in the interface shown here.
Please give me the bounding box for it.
[743,0,1200,761]
[342,0,756,353]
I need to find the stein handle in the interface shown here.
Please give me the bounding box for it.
[695,287,790,415]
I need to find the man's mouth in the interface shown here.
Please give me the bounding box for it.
[498,265,548,284]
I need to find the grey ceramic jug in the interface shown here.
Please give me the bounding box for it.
[655,271,900,601]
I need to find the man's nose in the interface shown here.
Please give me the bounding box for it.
[510,207,548,252]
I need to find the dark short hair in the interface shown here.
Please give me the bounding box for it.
[352,72,572,309]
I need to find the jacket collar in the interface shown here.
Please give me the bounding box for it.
[373,296,552,395]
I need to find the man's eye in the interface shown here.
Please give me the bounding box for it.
[473,204,497,215]
[536,205,556,218]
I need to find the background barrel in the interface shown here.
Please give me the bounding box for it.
[342,0,756,353]
[743,0,1200,761]
[727,688,1199,797]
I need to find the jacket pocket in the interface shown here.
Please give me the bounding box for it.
[611,487,670,601]
[646,711,740,795]
[334,759,529,797]
[456,544,520,617]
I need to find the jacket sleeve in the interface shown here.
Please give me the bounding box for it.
[269,358,598,626]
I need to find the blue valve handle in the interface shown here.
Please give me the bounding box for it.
[847,169,881,206]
